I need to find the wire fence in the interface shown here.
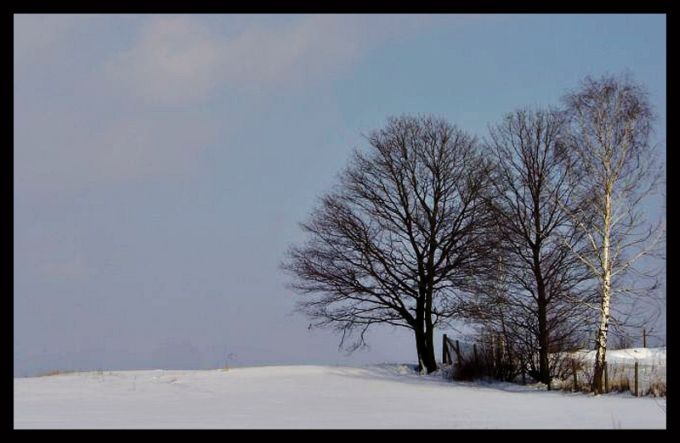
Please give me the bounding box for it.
[442,334,666,397]
[553,355,666,397]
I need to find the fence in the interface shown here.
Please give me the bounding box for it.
[557,357,666,397]
[442,333,520,382]
[442,334,470,366]
[442,334,666,397]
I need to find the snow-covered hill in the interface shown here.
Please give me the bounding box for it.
[14,363,665,429]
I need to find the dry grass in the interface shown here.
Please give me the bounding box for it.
[645,379,667,397]
[38,370,74,377]
[552,358,666,397]
[608,374,631,393]
[37,369,106,377]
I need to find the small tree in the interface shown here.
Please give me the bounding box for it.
[562,75,665,394]
[282,115,495,373]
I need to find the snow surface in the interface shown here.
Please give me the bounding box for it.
[14,363,665,429]
[573,347,666,365]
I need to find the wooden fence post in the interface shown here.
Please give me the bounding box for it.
[634,361,639,397]
[572,359,578,392]
[455,340,462,367]
[442,334,449,364]
[495,333,502,372]
[446,335,451,364]
[643,329,647,348]
[604,362,609,394]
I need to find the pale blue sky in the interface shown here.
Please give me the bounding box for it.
[14,14,666,376]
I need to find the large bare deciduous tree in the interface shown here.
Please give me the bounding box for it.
[562,75,665,394]
[475,109,593,387]
[282,115,495,373]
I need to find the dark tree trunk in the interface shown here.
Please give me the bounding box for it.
[414,327,438,374]
[532,196,551,388]
[537,292,550,387]
[414,291,437,373]
[424,321,437,372]
[534,250,550,387]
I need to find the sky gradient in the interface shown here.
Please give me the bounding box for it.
[14,14,666,376]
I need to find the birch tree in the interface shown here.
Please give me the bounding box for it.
[562,75,665,394]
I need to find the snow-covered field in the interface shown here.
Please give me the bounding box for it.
[14,363,665,429]
[571,347,666,365]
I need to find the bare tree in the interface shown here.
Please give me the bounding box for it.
[562,74,665,394]
[468,109,593,387]
[282,115,495,373]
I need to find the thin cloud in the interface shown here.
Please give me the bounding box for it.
[105,16,226,105]
[15,15,459,194]
[103,15,445,105]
